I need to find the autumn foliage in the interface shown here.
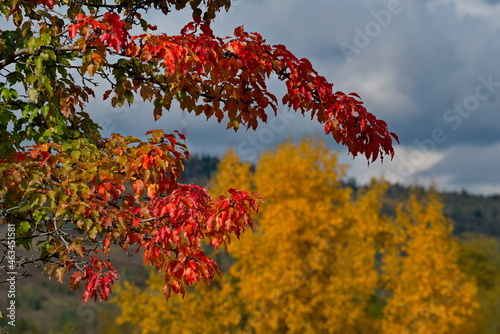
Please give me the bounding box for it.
[1,130,260,302]
[112,139,480,334]
[0,1,397,303]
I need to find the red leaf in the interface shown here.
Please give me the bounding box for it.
[234,25,245,37]
[97,184,106,198]
[68,24,78,39]
[34,0,54,9]
[163,284,171,300]
[131,218,141,228]
[158,205,168,218]
[200,23,214,38]
[174,130,186,141]
[82,290,91,304]
[39,151,50,164]
[181,22,196,35]
[103,89,112,100]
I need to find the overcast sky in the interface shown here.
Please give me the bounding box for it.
[91,0,500,195]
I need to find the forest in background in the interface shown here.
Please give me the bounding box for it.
[1,146,500,334]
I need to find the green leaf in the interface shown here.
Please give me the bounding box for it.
[41,105,49,117]
[1,88,11,101]
[26,76,38,85]
[88,226,98,239]
[47,190,56,202]
[84,219,93,231]
[27,36,37,52]
[40,32,51,44]
[19,221,31,234]
[53,125,64,135]
[116,155,127,166]
[41,75,53,95]
[71,150,81,160]
[33,210,45,222]
[19,238,31,251]
[34,56,44,75]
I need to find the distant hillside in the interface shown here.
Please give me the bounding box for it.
[183,155,500,238]
[442,191,499,235]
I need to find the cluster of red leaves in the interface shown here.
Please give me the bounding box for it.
[70,256,119,303]
[0,131,260,302]
[69,13,130,52]
[129,184,259,298]
[68,14,398,162]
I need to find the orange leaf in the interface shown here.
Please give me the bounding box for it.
[30,149,39,160]
[132,179,145,197]
[69,271,84,290]
[147,184,158,198]
[103,237,111,248]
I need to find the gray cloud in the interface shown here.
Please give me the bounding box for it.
[481,0,500,4]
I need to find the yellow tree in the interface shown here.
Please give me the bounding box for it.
[228,138,386,333]
[456,233,500,334]
[381,191,480,334]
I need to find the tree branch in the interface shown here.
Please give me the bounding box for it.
[0,45,81,71]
